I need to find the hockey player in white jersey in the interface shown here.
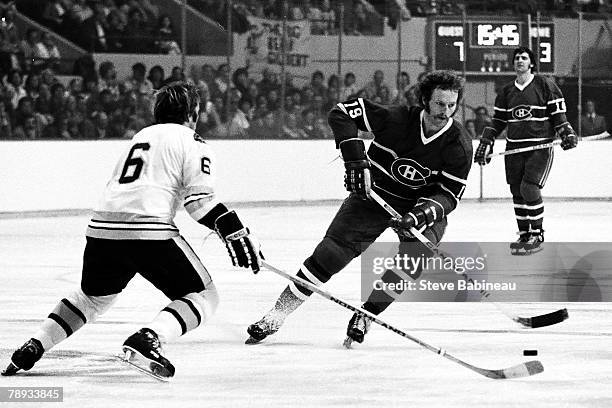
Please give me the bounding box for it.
[2,82,262,379]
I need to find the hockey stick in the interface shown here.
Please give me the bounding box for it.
[369,190,568,329]
[486,131,610,159]
[262,260,543,379]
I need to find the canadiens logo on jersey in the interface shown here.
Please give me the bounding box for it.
[512,105,533,120]
[390,158,432,188]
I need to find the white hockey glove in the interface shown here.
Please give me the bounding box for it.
[214,211,263,274]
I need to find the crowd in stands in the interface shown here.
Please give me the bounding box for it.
[18,0,181,53]
[0,38,427,141]
[189,0,612,37]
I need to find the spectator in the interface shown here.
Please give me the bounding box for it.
[98,60,120,101]
[155,14,180,54]
[24,73,42,102]
[319,0,337,34]
[581,100,608,136]
[258,68,278,95]
[266,88,280,111]
[195,82,221,137]
[307,70,327,97]
[201,64,215,90]
[124,62,153,96]
[5,69,26,109]
[364,69,390,102]
[301,108,323,138]
[162,66,185,87]
[213,63,230,95]
[79,4,108,51]
[20,28,47,72]
[147,65,165,90]
[70,0,94,25]
[42,0,68,33]
[13,113,42,139]
[250,110,278,138]
[290,89,304,113]
[391,71,410,105]
[341,72,358,100]
[91,111,113,138]
[124,8,150,53]
[282,112,307,139]
[39,32,61,70]
[232,67,249,99]
[473,106,493,136]
[348,2,373,35]
[0,99,12,138]
[106,9,127,51]
[464,119,477,139]
[228,99,251,138]
[48,82,66,118]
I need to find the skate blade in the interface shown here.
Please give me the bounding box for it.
[1,362,20,376]
[115,354,171,382]
[119,347,174,379]
[342,337,354,349]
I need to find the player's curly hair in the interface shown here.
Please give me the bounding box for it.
[513,46,536,71]
[153,81,200,125]
[417,70,465,111]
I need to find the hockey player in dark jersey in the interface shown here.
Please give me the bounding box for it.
[246,71,473,345]
[474,47,578,254]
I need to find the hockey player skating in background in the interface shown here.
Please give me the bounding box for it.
[474,46,578,255]
[2,82,262,379]
[246,71,472,345]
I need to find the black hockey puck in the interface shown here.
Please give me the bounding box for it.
[523,349,538,356]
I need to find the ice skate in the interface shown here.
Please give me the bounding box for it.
[1,338,44,376]
[119,328,175,380]
[343,313,371,348]
[510,232,530,255]
[522,230,544,254]
[245,312,285,344]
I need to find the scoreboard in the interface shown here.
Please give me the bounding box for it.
[433,19,554,74]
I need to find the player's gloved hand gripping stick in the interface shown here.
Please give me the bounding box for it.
[339,138,371,199]
[370,189,568,329]
[215,210,263,273]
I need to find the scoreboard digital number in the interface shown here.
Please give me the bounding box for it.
[434,21,554,74]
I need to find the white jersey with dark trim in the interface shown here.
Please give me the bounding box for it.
[86,123,217,240]
[329,99,473,215]
[487,75,570,145]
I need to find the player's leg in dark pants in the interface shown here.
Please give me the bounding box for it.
[361,219,447,316]
[270,194,392,315]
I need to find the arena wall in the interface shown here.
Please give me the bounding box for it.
[1,139,609,213]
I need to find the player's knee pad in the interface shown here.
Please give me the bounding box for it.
[520,181,541,203]
[67,289,117,322]
[309,236,357,281]
[50,289,117,336]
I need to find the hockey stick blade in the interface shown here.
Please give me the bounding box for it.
[369,190,569,329]
[464,359,544,380]
[262,261,543,380]
[514,308,569,328]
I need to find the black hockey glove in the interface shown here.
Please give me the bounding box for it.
[339,138,371,199]
[558,123,578,150]
[389,201,440,239]
[474,134,495,165]
[215,211,263,274]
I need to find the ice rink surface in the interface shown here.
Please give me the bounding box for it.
[1,200,612,407]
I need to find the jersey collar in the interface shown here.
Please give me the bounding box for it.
[420,110,453,145]
[514,74,534,91]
